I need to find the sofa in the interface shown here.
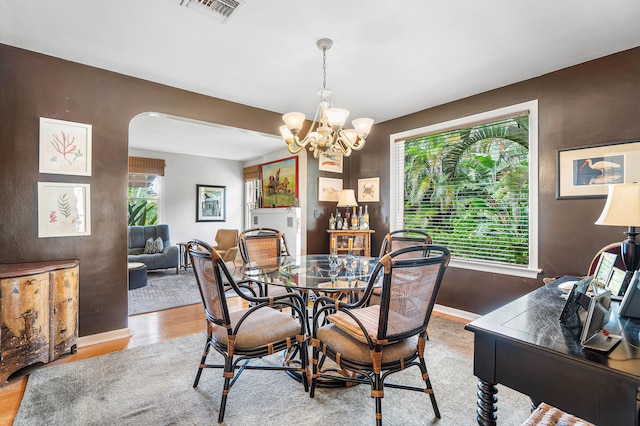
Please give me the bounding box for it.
[128,225,180,273]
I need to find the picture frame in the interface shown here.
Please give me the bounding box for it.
[39,117,92,176]
[318,177,343,202]
[318,151,343,173]
[357,177,380,202]
[196,184,226,222]
[260,156,298,208]
[556,139,640,199]
[38,182,91,237]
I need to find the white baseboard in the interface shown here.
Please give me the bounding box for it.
[77,328,131,348]
[433,304,481,322]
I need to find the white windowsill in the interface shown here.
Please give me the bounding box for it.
[449,258,541,279]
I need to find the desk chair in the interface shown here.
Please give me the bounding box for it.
[188,239,308,423]
[310,244,450,426]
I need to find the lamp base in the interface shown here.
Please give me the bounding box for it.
[623,226,640,272]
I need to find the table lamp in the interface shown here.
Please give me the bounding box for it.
[595,183,640,271]
[337,189,357,229]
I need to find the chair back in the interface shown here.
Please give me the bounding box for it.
[373,244,449,342]
[379,229,433,258]
[188,239,231,325]
[214,229,239,251]
[238,227,289,264]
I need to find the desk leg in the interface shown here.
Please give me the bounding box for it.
[476,379,498,426]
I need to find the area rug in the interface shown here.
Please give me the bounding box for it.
[128,269,201,316]
[14,316,531,425]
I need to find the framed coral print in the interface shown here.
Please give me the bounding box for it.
[318,177,343,202]
[318,151,343,173]
[39,117,92,176]
[358,177,380,202]
[556,139,640,199]
[261,156,298,208]
[196,184,226,222]
[38,182,91,237]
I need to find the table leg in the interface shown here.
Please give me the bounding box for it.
[476,379,498,426]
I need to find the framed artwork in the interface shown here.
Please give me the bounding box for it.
[39,117,92,176]
[318,177,343,202]
[196,184,226,222]
[557,139,640,199]
[38,182,91,237]
[318,151,343,173]
[358,177,380,202]
[261,156,298,208]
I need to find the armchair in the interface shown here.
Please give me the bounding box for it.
[213,229,239,262]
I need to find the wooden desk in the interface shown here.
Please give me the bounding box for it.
[465,276,640,426]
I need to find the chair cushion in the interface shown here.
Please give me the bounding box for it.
[327,305,381,344]
[316,324,418,364]
[327,305,409,345]
[211,306,301,349]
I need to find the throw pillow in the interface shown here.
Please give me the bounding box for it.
[143,237,164,254]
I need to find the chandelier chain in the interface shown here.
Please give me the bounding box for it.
[322,47,327,90]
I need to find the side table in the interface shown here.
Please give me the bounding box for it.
[177,242,194,270]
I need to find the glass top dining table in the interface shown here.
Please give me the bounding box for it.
[241,254,380,291]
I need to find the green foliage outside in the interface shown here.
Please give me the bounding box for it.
[127,185,158,226]
[403,115,529,265]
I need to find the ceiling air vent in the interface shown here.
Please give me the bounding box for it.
[180,0,243,23]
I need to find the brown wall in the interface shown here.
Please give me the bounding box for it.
[342,47,640,314]
[0,44,283,336]
[2,43,640,335]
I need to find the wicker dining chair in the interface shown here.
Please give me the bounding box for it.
[188,239,308,423]
[310,244,450,426]
[238,227,291,297]
[378,229,433,257]
[369,229,434,305]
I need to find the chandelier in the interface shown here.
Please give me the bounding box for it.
[280,38,374,158]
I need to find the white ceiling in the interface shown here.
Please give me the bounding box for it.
[2,1,640,161]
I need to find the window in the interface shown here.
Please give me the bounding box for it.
[244,164,260,229]
[390,100,539,278]
[128,174,160,225]
[127,156,165,226]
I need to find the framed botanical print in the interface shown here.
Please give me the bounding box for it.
[39,117,92,176]
[38,182,91,237]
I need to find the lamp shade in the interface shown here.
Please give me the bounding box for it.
[595,183,640,227]
[337,189,358,207]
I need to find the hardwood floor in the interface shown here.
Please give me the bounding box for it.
[0,300,464,425]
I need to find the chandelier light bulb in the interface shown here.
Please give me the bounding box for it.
[352,117,374,136]
[283,112,305,132]
[326,108,349,128]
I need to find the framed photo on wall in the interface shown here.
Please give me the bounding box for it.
[556,139,640,199]
[318,177,342,202]
[318,151,343,173]
[260,156,298,208]
[357,177,380,202]
[38,182,91,237]
[39,117,92,176]
[196,184,226,222]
